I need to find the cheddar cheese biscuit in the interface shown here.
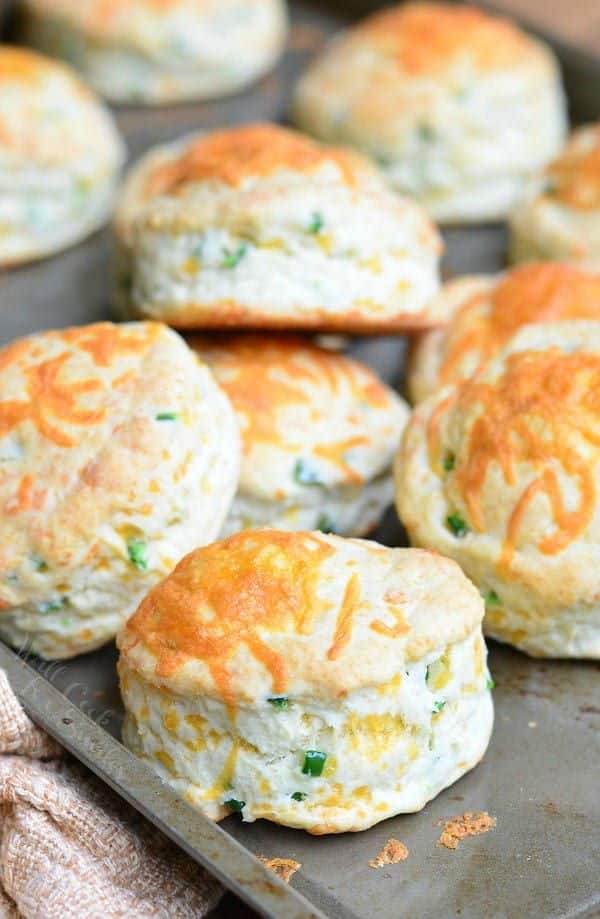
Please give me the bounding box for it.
[510,123,600,271]
[0,45,124,266]
[397,321,600,658]
[293,3,567,223]
[0,322,240,659]
[408,264,600,403]
[191,334,409,536]
[118,530,493,833]
[21,0,288,104]
[113,123,442,332]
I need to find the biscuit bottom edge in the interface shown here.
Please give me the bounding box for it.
[119,629,494,834]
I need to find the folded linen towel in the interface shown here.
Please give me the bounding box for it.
[0,670,222,919]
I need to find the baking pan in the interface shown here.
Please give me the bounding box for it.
[0,3,599,918]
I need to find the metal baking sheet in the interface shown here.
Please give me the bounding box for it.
[1,3,599,918]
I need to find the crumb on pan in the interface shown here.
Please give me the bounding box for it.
[436,811,497,850]
[368,838,409,868]
[257,856,301,883]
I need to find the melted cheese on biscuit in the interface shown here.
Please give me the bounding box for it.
[125,531,335,703]
[439,264,600,386]
[355,3,538,76]
[145,124,368,197]
[195,334,400,488]
[429,346,600,572]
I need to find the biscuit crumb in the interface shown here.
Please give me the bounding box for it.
[436,811,496,850]
[257,856,301,883]
[368,838,409,868]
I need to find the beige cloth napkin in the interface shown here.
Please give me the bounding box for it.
[0,670,223,918]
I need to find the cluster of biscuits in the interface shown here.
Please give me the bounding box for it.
[0,1,597,837]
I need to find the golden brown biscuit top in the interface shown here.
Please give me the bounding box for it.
[439,264,600,386]
[145,124,371,196]
[0,46,55,84]
[71,0,182,21]
[119,530,483,701]
[28,0,282,48]
[31,0,259,28]
[191,335,396,479]
[122,530,336,703]
[428,339,600,572]
[29,0,198,26]
[352,3,535,75]
[0,45,120,166]
[543,124,600,211]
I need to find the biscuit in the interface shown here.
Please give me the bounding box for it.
[118,530,493,833]
[396,321,600,658]
[190,334,409,536]
[293,3,567,223]
[21,0,288,104]
[113,123,443,333]
[510,123,600,271]
[0,321,240,659]
[0,46,125,266]
[408,264,600,403]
